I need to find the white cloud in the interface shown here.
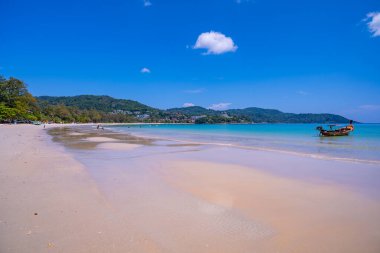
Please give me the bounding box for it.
[183,88,205,94]
[194,31,238,55]
[359,104,380,111]
[208,102,232,110]
[183,103,195,107]
[366,12,380,37]
[140,67,151,73]
[143,0,152,7]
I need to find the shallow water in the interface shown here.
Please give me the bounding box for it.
[49,126,380,253]
[109,124,380,163]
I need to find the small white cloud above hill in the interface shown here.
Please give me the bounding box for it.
[140,67,151,73]
[183,103,195,107]
[365,12,380,37]
[194,31,238,55]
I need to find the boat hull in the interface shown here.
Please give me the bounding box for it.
[319,130,350,137]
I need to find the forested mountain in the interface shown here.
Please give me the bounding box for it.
[226,107,350,123]
[167,106,351,123]
[37,95,156,113]
[0,76,353,124]
[166,106,218,116]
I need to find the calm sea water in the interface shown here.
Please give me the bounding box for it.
[109,124,380,163]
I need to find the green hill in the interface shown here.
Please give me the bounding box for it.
[37,95,156,113]
[165,106,351,123]
[226,107,350,123]
[166,106,217,116]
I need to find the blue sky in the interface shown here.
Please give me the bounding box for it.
[1,0,380,122]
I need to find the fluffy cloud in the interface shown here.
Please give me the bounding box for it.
[194,31,238,55]
[208,102,231,110]
[143,0,152,7]
[366,12,380,37]
[140,67,151,73]
[183,103,195,107]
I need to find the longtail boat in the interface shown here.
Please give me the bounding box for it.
[316,120,354,137]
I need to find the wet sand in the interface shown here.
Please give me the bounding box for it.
[163,160,380,252]
[1,124,380,252]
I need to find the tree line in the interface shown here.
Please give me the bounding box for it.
[0,76,137,123]
[0,76,39,122]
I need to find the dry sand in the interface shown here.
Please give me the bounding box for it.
[0,125,162,253]
[1,124,380,253]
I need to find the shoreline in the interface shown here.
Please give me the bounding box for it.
[104,124,380,165]
[3,121,375,127]
[1,124,380,252]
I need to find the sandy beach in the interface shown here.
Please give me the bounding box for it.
[1,124,380,253]
[0,125,164,252]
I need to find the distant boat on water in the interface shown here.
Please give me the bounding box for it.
[316,120,354,137]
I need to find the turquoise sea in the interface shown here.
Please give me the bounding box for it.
[109,124,380,163]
